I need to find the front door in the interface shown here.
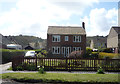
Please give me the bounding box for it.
[62,47,71,57]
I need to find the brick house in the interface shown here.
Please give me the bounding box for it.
[47,23,86,58]
[107,26,120,53]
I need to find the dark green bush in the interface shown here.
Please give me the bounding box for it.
[13,62,37,71]
[96,67,105,74]
[38,66,46,74]
[98,48,112,53]
[16,65,24,71]
[90,52,99,58]
[35,49,47,57]
[1,49,25,64]
[26,64,36,71]
[85,48,92,58]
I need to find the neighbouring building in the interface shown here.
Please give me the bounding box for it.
[7,44,22,50]
[24,45,34,50]
[47,22,86,58]
[86,36,107,49]
[107,26,120,53]
[29,40,47,49]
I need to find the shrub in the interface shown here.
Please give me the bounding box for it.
[16,65,24,71]
[69,50,83,58]
[23,62,36,71]
[98,52,119,59]
[36,49,47,57]
[86,47,92,57]
[98,48,112,53]
[38,66,45,74]
[90,52,98,58]
[96,67,105,74]
[103,48,113,53]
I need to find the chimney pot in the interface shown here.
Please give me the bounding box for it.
[82,22,85,29]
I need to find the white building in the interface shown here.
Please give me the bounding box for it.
[7,44,22,50]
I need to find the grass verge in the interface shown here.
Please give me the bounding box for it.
[1,73,119,83]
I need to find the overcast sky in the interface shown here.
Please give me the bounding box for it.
[0,0,119,39]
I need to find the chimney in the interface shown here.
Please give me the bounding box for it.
[82,22,85,29]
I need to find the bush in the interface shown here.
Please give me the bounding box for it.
[16,65,24,71]
[84,48,92,58]
[96,67,105,74]
[38,66,45,74]
[36,49,47,57]
[1,49,26,64]
[13,62,37,71]
[69,50,83,58]
[90,52,99,58]
[98,48,112,53]
[98,52,119,59]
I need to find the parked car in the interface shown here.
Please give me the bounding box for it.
[25,51,36,57]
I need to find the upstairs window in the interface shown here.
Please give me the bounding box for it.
[73,36,81,42]
[65,36,69,41]
[52,47,60,54]
[52,35,60,42]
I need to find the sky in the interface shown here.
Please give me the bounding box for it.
[0,0,119,39]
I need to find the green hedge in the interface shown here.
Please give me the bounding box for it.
[98,52,120,59]
[1,49,26,64]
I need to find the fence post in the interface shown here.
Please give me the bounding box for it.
[35,54,37,70]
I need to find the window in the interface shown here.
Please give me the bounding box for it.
[52,47,60,54]
[73,36,81,42]
[65,36,69,41]
[73,47,81,51]
[52,35,60,42]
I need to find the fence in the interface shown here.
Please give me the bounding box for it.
[12,56,120,71]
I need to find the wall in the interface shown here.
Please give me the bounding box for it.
[47,34,86,58]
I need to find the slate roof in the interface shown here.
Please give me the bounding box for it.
[47,26,86,35]
[112,26,120,34]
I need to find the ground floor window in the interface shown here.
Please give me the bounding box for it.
[52,47,60,54]
[73,47,81,51]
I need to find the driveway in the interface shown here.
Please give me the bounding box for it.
[0,62,12,74]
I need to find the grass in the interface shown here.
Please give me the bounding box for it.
[1,73,119,83]
[7,66,12,70]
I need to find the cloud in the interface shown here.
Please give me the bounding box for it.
[0,0,98,39]
[80,8,118,36]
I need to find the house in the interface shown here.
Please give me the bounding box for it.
[107,26,120,53]
[87,36,107,49]
[24,45,34,50]
[47,22,86,58]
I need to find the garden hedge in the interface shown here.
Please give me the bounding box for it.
[1,49,26,64]
[98,52,120,59]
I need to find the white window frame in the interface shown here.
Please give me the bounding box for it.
[52,35,60,42]
[65,36,69,41]
[73,36,81,42]
[52,47,60,54]
[73,47,81,51]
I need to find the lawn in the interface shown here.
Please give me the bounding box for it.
[1,73,119,83]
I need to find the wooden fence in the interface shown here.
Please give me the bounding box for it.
[12,56,120,71]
